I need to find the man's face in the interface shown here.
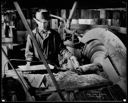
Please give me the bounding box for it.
[35,19,49,31]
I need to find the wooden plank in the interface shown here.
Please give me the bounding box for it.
[17,64,54,72]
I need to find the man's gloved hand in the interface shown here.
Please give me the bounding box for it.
[25,52,33,69]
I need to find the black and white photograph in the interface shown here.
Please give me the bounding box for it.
[1,0,127,102]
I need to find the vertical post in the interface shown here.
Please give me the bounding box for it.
[61,9,66,19]
[100,9,106,25]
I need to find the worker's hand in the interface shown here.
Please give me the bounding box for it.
[25,52,33,61]
[25,52,33,69]
[26,62,31,70]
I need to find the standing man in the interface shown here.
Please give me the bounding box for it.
[25,9,79,70]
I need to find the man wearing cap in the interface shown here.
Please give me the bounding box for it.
[25,9,79,70]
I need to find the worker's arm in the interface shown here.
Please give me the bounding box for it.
[25,34,34,66]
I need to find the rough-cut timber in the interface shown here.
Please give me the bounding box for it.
[45,70,110,89]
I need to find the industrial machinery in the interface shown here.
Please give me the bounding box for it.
[1,0,127,102]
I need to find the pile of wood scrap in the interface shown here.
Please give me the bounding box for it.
[44,70,112,101]
[45,70,110,89]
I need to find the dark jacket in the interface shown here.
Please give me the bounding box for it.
[25,28,66,66]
